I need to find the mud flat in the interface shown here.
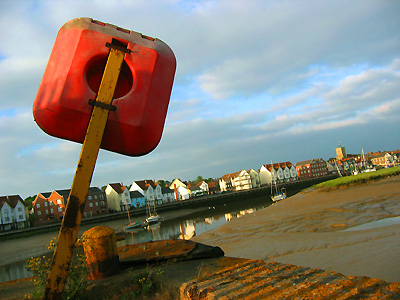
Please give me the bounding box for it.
[192,176,400,282]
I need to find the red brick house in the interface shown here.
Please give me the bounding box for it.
[32,187,108,226]
[295,158,328,180]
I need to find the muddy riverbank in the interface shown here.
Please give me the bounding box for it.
[193,176,400,282]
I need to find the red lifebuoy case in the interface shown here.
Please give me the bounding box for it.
[33,18,176,156]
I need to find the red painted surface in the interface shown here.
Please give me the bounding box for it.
[33,18,176,156]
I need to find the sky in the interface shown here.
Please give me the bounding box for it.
[0,0,399,199]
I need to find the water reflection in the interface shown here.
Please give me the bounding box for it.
[0,262,33,283]
[1,196,270,282]
[116,202,263,248]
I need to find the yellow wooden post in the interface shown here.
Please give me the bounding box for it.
[43,45,127,300]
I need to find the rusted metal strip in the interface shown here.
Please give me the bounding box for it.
[43,46,126,300]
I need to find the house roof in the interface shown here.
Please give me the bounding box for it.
[54,189,72,198]
[207,181,217,188]
[109,183,124,194]
[39,187,103,200]
[221,169,249,181]
[88,187,103,194]
[189,186,201,191]
[161,186,173,193]
[129,190,144,198]
[134,180,156,191]
[170,178,188,187]
[341,157,356,162]
[40,192,52,198]
[263,161,294,171]
[295,159,326,167]
[295,160,313,166]
[371,152,387,159]
[0,195,25,209]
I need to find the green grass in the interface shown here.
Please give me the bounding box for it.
[314,166,400,189]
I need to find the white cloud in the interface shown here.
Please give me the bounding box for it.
[0,0,399,198]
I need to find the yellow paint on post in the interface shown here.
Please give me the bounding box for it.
[82,226,119,279]
[44,47,126,300]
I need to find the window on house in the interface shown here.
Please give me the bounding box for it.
[58,207,62,212]
[94,195,97,199]
[49,201,53,206]
[95,202,98,206]
[18,207,22,212]
[89,203,93,207]
[37,211,41,216]
[45,209,49,214]
[19,215,23,220]
[44,202,48,207]
[88,196,92,200]
[57,199,61,205]
[5,217,9,222]
[50,208,54,213]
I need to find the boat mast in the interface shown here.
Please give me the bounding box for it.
[270,159,274,195]
[362,148,366,169]
[124,192,132,224]
[146,196,151,217]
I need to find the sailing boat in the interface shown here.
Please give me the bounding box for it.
[360,148,376,173]
[145,198,160,225]
[124,198,142,232]
[269,160,287,202]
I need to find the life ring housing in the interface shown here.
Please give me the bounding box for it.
[33,18,176,156]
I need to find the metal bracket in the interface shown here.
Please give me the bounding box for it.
[88,99,117,111]
[106,42,132,54]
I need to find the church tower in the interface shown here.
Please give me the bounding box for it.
[336,141,347,161]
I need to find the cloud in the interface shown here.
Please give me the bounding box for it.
[0,0,399,198]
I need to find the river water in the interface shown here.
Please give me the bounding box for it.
[0,195,271,282]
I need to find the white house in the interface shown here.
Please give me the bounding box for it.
[232,170,252,190]
[105,183,131,212]
[0,195,29,231]
[130,180,163,205]
[248,169,260,188]
[0,198,13,231]
[198,181,210,193]
[170,178,187,189]
[161,187,175,203]
[219,170,252,191]
[259,162,298,185]
[176,186,190,200]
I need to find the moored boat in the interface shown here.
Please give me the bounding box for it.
[124,221,143,232]
[146,214,160,224]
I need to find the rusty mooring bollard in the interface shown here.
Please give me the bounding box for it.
[82,226,120,279]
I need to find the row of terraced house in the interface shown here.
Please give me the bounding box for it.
[0,158,329,230]
[2,150,399,231]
